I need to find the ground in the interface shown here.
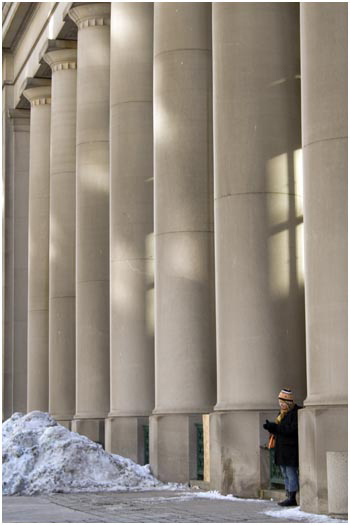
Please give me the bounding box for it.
[2,489,345,523]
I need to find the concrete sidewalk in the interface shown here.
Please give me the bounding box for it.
[2,489,344,523]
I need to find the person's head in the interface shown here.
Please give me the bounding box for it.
[278,388,294,411]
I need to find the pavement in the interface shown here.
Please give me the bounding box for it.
[2,489,346,523]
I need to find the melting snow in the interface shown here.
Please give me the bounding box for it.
[2,411,181,496]
[188,490,266,502]
[264,508,347,523]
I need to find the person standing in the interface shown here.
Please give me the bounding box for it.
[263,389,300,506]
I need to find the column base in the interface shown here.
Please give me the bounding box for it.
[150,413,203,483]
[209,410,277,498]
[71,418,105,447]
[105,416,150,465]
[298,405,348,515]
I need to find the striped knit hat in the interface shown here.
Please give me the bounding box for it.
[278,389,293,402]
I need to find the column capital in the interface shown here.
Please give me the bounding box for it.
[40,39,77,73]
[68,3,110,30]
[20,78,51,107]
[44,48,77,73]
[23,86,51,107]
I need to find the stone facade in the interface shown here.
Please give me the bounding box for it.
[2,2,347,516]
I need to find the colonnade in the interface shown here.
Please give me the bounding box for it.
[3,2,347,514]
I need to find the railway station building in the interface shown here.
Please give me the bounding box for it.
[2,2,347,516]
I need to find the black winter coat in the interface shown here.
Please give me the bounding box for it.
[272,405,299,467]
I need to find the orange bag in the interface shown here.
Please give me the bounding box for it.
[268,434,276,450]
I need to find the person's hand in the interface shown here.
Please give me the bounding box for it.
[263,420,277,432]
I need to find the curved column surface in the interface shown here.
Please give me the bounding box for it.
[109,3,154,417]
[213,4,306,410]
[44,45,77,420]
[10,110,30,413]
[4,107,15,420]
[69,3,110,419]
[154,3,216,414]
[301,4,347,406]
[23,85,51,412]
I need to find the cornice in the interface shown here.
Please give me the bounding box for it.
[68,3,110,30]
[2,3,37,51]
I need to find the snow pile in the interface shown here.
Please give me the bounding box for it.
[2,411,170,496]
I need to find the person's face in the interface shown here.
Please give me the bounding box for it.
[279,399,288,411]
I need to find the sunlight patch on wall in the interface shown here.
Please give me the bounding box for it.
[48,17,54,39]
[167,235,208,283]
[266,193,290,227]
[111,9,135,47]
[154,101,173,147]
[110,270,133,314]
[268,230,289,298]
[49,215,57,264]
[268,77,287,88]
[79,166,109,195]
[266,152,288,194]
[296,222,305,288]
[145,233,154,286]
[146,288,154,337]
[294,148,303,198]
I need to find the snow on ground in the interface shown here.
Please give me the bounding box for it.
[263,508,347,523]
[136,491,266,504]
[2,412,347,523]
[187,493,345,522]
[2,411,182,496]
[190,494,346,522]
[187,490,266,503]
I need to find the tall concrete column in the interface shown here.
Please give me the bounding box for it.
[9,109,30,414]
[69,3,110,444]
[3,110,15,420]
[299,4,347,514]
[210,4,306,497]
[106,3,154,463]
[23,82,51,413]
[151,3,216,482]
[43,41,77,428]
[2,108,29,418]
[3,54,15,420]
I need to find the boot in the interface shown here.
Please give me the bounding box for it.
[278,491,290,506]
[278,491,298,507]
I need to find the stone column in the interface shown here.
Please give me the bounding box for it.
[43,42,77,428]
[3,109,15,420]
[299,4,348,514]
[9,109,30,414]
[151,3,216,482]
[210,4,306,497]
[69,3,110,444]
[106,3,154,463]
[23,83,51,413]
[3,54,15,420]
